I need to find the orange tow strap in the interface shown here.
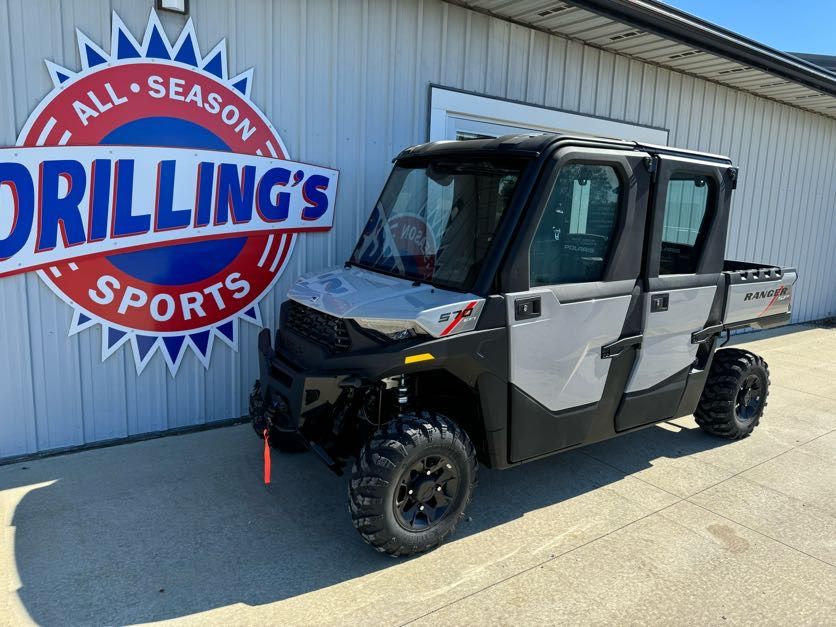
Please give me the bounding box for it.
[263,428,271,485]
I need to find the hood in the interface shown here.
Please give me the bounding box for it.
[287,266,465,318]
[286,266,486,337]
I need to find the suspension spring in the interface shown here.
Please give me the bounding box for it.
[397,374,409,415]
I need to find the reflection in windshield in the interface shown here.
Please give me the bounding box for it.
[351,160,523,290]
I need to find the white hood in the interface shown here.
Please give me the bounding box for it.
[286,266,485,337]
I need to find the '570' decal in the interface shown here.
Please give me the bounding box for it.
[438,305,475,323]
[438,301,477,336]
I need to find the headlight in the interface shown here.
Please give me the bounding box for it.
[353,318,430,341]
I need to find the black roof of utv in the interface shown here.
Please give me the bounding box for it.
[396,132,732,166]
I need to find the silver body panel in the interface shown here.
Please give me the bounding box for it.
[288,264,796,417]
[506,287,631,412]
[287,266,484,337]
[626,285,716,392]
[724,269,797,325]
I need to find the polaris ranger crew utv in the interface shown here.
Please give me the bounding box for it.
[250,133,796,556]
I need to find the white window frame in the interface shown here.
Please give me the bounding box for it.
[429,86,669,145]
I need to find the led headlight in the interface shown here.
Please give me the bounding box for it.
[353,318,430,342]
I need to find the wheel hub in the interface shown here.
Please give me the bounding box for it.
[736,374,763,421]
[414,479,437,502]
[393,453,460,531]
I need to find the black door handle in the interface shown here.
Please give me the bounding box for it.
[515,296,541,320]
[601,335,642,359]
[691,324,724,344]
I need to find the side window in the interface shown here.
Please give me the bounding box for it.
[530,164,622,286]
[660,175,712,274]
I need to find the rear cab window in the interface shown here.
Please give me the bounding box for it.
[659,175,713,274]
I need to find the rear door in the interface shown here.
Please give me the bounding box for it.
[615,154,734,430]
[504,146,651,462]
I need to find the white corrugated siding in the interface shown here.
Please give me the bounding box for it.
[459,0,836,119]
[0,0,834,458]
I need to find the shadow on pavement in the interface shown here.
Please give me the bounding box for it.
[3,421,725,625]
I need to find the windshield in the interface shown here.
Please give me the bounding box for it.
[351,159,524,290]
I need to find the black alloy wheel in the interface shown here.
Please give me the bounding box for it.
[735,374,764,421]
[393,453,460,531]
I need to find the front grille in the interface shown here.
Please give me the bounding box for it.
[285,300,351,353]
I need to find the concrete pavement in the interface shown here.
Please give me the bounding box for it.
[1,323,834,625]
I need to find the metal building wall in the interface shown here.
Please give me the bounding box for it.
[0,0,834,458]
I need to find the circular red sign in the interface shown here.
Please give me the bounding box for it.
[18,61,294,335]
[389,214,436,279]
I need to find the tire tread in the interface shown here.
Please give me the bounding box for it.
[695,348,770,440]
[348,411,477,556]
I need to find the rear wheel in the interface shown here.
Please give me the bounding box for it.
[695,348,770,439]
[349,411,477,556]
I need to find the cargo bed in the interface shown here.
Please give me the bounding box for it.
[722,261,797,330]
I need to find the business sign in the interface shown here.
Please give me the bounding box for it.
[354,208,437,280]
[0,10,338,374]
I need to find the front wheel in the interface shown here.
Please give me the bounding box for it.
[349,411,477,556]
[695,348,770,439]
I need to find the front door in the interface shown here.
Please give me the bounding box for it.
[505,147,651,462]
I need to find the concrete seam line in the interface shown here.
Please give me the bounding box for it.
[578,446,748,501]
[681,500,836,569]
[786,425,836,447]
[768,384,836,403]
[398,499,685,626]
[577,446,836,568]
[732,471,836,508]
[673,426,836,504]
[577,449,685,501]
[583,424,836,506]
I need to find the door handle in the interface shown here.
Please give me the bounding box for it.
[650,293,669,312]
[514,296,541,320]
[601,335,642,359]
[691,324,724,344]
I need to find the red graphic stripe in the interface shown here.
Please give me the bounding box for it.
[758,288,785,317]
[440,301,477,337]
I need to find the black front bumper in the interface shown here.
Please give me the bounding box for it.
[251,299,440,431]
[251,328,345,432]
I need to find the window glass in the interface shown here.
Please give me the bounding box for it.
[351,159,523,290]
[660,175,712,274]
[530,164,621,286]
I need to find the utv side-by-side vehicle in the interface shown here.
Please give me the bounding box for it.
[249,133,796,556]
